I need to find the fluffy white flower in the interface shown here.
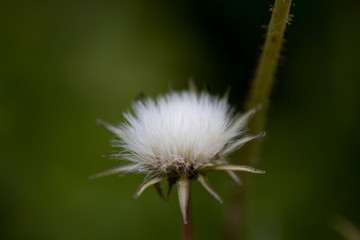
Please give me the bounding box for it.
[92,84,265,224]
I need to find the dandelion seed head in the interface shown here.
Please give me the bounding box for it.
[115,91,240,175]
[93,84,266,224]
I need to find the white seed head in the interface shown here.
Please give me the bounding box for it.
[117,91,240,175]
[93,84,266,224]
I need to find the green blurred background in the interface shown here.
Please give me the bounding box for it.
[1,0,360,239]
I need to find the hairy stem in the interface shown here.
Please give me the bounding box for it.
[246,0,292,132]
[225,0,292,239]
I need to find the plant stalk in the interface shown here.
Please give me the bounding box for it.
[182,188,192,240]
[225,0,293,239]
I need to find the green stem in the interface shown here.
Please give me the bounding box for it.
[246,0,292,135]
[225,0,292,239]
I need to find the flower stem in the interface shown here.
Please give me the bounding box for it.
[182,190,192,240]
[246,0,292,131]
[225,0,292,239]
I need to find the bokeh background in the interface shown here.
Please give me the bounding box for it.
[1,0,360,239]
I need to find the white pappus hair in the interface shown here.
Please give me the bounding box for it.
[120,91,237,174]
[92,84,266,224]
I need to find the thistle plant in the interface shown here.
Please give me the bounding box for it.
[92,82,265,225]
